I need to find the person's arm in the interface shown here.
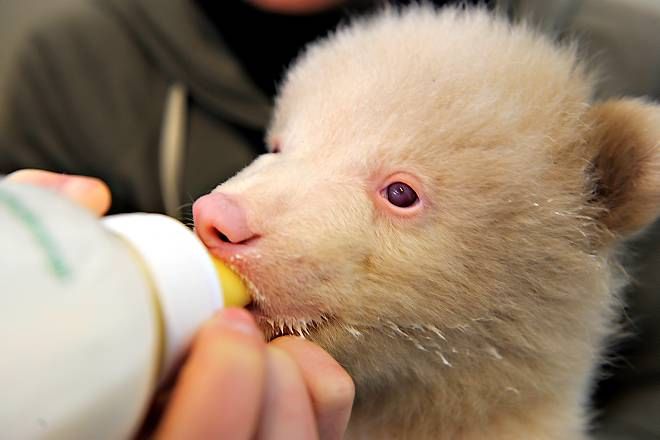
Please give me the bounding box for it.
[0,5,168,213]
[0,29,76,173]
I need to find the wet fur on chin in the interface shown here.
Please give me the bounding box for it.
[212,5,660,439]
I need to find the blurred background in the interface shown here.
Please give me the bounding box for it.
[0,0,81,113]
[2,0,660,102]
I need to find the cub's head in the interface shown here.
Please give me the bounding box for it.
[194,6,660,409]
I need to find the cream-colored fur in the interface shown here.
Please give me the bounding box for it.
[208,6,660,439]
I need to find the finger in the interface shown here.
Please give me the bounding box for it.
[256,346,319,440]
[6,169,111,215]
[156,309,267,440]
[271,337,355,440]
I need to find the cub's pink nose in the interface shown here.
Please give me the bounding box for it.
[193,192,256,250]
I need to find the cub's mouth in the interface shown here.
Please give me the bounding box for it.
[219,258,335,341]
[246,301,334,341]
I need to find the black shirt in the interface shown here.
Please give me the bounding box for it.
[195,1,491,99]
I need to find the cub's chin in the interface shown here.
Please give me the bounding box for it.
[245,296,336,341]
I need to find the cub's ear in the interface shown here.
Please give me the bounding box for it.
[587,99,660,238]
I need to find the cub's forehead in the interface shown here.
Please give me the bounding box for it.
[269,6,593,158]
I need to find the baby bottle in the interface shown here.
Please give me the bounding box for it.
[0,180,249,439]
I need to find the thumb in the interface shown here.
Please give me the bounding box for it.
[7,169,111,216]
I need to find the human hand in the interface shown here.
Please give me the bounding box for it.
[6,169,111,215]
[156,309,354,440]
[270,335,355,440]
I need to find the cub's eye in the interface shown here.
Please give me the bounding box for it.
[386,182,418,208]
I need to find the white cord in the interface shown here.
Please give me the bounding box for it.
[159,83,187,219]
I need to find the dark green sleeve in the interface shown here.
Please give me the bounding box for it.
[0,4,168,213]
[0,28,85,174]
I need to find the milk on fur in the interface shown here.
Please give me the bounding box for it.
[198,6,660,439]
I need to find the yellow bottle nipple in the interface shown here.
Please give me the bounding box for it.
[211,257,251,308]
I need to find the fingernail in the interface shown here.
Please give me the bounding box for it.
[214,308,261,337]
[62,176,98,195]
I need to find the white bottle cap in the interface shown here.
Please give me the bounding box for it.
[102,213,223,382]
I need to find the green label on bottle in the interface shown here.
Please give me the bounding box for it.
[0,188,71,281]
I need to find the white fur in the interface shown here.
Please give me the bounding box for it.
[209,6,660,439]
